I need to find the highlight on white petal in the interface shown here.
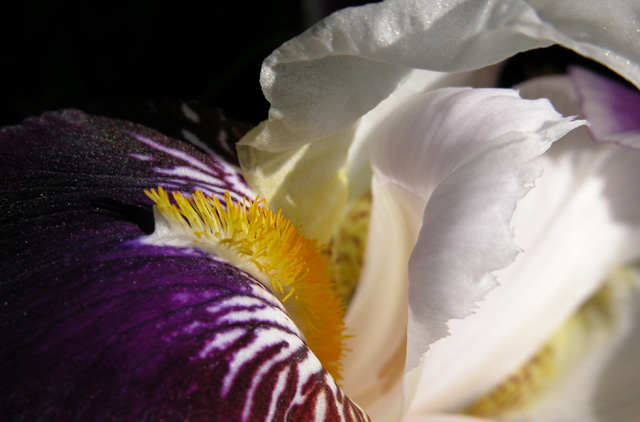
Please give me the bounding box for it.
[256,0,639,147]
[407,78,640,416]
[529,0,640,88]
[238,0,640,238]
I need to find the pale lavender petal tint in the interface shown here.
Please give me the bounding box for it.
[0,109,367,421]
[570,66,640,149]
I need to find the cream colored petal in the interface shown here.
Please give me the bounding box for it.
[238,125,353,244]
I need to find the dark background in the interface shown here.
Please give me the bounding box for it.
[3,1,371,127]
[3,1,618,128]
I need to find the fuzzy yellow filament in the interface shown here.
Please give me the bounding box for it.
[145,187,347,380]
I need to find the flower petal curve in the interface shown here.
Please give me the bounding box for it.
[407,75,640,416]
[238,0,640,239]
[339,87,582,419]
[371,87,582,368]
[504,73,640,422]
[341,177,420,421]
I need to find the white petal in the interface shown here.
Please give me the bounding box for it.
[516,270,640,422]
[500,74,640,422]
[528,0,640,87]
[408,79,640,414]
[343,87,580,420]
[349,87,581,417]
[582,286,640,422]
[239,0,640,239]
[341,177,419,421]
[257,0,640,147]
[347,66,502,204]
[373,87,582,364]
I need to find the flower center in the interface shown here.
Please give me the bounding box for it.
[323,193,372,308]
[145,187,347,381]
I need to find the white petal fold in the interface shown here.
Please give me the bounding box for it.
[342,86,582,419]
[238,0,640,239]
[372,87,582,368]
[499,73,640,422]
[341,177,420,422]
[256,0,640,147]
[406,76,640,416]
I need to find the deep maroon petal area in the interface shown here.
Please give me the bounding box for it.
[0,110,368,421]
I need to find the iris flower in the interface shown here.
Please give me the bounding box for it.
[2,1,640,422]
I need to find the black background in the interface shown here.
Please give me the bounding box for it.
[3,1,618,128]
[3,1,346,127]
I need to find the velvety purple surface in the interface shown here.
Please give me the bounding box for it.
[2,244,287,420]
[0,109,250,419]
[0,109,367,421]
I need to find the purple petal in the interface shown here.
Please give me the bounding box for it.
[2,245,363,420]
[570,66,640,149]
[0,110,367,421]
[82,98,252,167]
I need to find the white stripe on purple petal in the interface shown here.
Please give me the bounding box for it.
[182,128,217,155]
[191,278,368,421]
[132,132,253,200]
